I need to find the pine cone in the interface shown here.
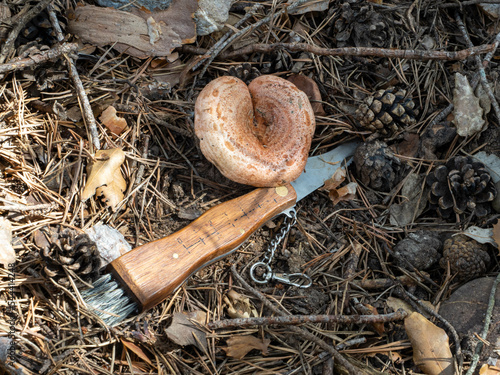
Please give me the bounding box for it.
[333,3,390,48]
[353,140,403,192]
[355,88,418,137]
[227,63,261,84]
[40,228,102,286]
[440,235,489,280]
[426,156,496,219]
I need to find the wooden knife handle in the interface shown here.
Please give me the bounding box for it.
[109,184,297,310]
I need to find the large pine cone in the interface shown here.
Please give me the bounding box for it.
[355,88,418,137]
[353,140,403,192]
[426,156,496,219]
[40,228,102,286]
[440,235,490,280]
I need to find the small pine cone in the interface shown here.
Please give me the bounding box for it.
[353,140,403,192]
[41,229,102,286]
[227,63,261,85]
[440,235,489,280]
[426,156,497,219]
[355,88,418,137]
[333,4,390,48]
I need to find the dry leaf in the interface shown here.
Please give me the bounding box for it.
[287,74,326,116]
[223,289,258,319]
[462,226,497,248]
[68,0,197,59]
[82,149,127,210]
[387,297,415,314]
[362,303,385,335]
[222,335,270,359]
[164,311,207,352]
[121,338,152,365]
[100,106,128,136]
[405,312,455,375]
[480,364,500,375]
[0,218,15,266]
[389,173,427,226]
[320,168,358,205]
[493,221,500,253]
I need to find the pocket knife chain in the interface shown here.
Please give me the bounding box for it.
[249,209,312,288]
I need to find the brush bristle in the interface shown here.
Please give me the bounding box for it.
[82,274,138,326]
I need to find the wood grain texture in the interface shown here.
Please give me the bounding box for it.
[109,184,297,310]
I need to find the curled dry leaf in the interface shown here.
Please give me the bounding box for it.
[405,312,455,375]
[0,218,15,266]
[223,289,258,319]
[320,168,357,205]
[81,149,127,211]
[222,335,270,359]
[100,106,128,136]
[164,311,208,352]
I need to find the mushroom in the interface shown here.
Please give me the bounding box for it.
[194,75,316,187]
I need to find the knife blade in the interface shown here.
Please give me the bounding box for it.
[82,142,358,325]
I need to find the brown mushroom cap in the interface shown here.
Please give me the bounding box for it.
[194,75,316,187]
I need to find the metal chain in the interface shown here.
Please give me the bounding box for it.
[261,210,297,265]
[249,209,312,288]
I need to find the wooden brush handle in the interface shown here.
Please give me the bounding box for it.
[109,184,297,310]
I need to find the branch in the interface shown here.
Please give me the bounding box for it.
[0,43,79,74]
[219,42,495,61]
[208,310,408,330]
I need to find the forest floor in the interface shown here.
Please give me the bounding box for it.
[0,0,500,374]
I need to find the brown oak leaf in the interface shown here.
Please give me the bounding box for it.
[222,335,270,359]
[82,149,127,211]
[164,311,207,352]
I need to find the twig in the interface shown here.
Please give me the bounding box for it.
[192,3,263,71]
[197,0,311,78]
[47,6,101,151]
[0,202,55,212]
[0,43,79,74]
[465,273,500,375]
[0,0,53,64]
[208,310,407,329]
[456,13,500,122]
[181,42,495,62]
[230,265,360,375]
